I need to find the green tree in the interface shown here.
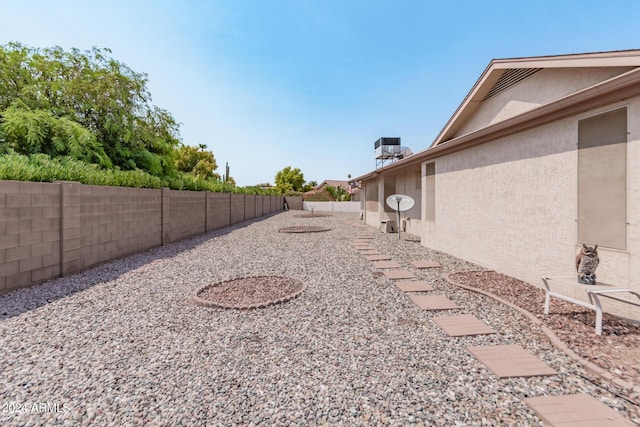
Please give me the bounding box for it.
[302,180,318,192]
[174,144,220,180]
[0,42,180,175]
[1,100,112,167]
[325,185,350,201]
[275,166,305,195]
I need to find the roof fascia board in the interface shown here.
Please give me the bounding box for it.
[494,57,640,69]
[495,50,640,67]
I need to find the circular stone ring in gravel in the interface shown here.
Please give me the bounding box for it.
[293,213,333,218]
[190,276,306,309]
[278,226,331,233]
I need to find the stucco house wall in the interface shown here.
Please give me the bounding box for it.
[353,51,640,319]
[626,97,640,286]
[425,95,640,298]
[426,118,576,283]
[361,166,423,237]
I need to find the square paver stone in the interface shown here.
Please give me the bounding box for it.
[411,260,442,269]
[364,254,392,261]
[372,261,402,269]
[359,250,382,255]
[383,270,416,280]
[395,281,434,292]
[432,314,497,337]
[467,344,556,378]
[353,245,373,250]
[410,294,459,310]
[524,394,636,427]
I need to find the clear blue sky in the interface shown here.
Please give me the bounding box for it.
[1,1,639,186]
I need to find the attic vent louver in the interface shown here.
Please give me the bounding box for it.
[482,68,541,101]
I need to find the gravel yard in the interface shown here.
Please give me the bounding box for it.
[1,211,638,426]
[446,270,640,404]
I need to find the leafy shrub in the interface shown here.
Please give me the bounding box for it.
[303,189,333,201]
[0,152,277,194]
[325,185,351,201]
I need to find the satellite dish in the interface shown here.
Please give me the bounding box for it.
[386,194,415,212]
[384,194,415,240]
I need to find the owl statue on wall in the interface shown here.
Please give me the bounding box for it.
[576,244,599,285]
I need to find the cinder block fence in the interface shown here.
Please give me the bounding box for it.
[0,180,292,294]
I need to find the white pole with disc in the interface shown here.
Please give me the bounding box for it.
[385,194,415,241]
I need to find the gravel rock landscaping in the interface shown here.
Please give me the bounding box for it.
[447,270,640,403]
[278,226,331,233]
[1,211,638,426]
[293,213,333,218]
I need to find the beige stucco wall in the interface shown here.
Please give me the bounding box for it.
[427,119,576,283]
[361,167,423,237]
[456,67,634,137]
[424,97,640,319]
[627,98,640,286]
[392,167,423,237]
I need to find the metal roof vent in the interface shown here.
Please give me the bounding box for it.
[482,68,541,101]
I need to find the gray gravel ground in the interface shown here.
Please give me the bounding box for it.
[1,211,637,426]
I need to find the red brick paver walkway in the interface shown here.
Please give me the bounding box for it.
[433,314,497,337]
[467,344,557,378]
[383,270,416,280]
[410,260,442,269]
[372,261,402,269]
[410,294,459,310]
[395,281,434,292]
[524,394,636,426]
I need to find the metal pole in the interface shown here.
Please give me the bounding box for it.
[396,200,401,241]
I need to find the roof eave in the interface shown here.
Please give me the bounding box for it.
[351,67,640,184]
[432,50,640,147]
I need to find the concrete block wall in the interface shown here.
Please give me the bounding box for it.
[0,180,289,293]
[302,201,361,212]
[255,195,263,218]
[245,195,256,221]
[230,194,245,224]
[166,189,206,244]
[206,193,231,231]
[72,185,162,275]
[0,181,62,292]
[284,196,303,210]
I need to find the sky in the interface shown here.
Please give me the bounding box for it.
[1,1,639,186]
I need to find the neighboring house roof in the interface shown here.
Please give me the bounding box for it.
[317,180,351,191]
[304,180,360,196]
[351,49,640,184]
